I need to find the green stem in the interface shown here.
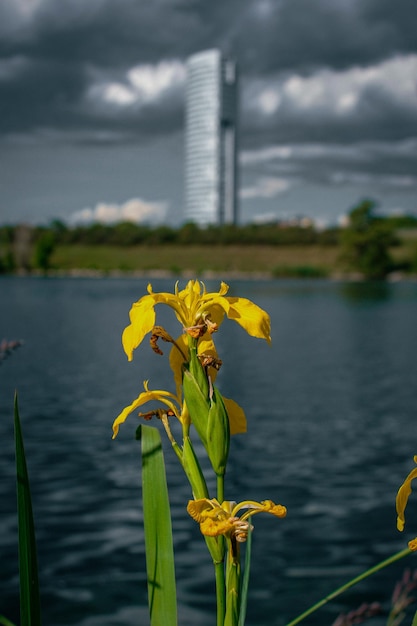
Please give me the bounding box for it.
[215,558,226,626]
[215,472,226,626]
[285,548,412,626]
[217,473,225,504]
[224,544,241,626]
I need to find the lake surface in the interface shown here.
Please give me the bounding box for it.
[1,276,417,625]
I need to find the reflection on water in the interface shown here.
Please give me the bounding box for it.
[1,276,417,625]
[339,280,392,302]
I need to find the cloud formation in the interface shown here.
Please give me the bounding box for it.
[86,60,186,110]
[70,197,167,225]
[1,0,415,145]
[0,0,416,224]
[240,176,291,200]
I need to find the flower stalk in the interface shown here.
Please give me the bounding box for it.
[286,548,413,626]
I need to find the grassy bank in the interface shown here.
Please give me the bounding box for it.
[50,243,343,277]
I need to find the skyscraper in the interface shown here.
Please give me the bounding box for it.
[184,49,239,226]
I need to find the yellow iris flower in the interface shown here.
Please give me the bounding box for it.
[187,497,287,542]
[114,281,268,438]
[112,380,181,438]
[112,379,246,437]
[396,455,417,551]
[122,280,271,361]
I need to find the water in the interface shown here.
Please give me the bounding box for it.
[1,276,416,625]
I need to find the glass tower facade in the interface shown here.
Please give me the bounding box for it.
[184,49,239,225]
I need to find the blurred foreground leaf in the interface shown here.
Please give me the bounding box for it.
[137,424,177,626]
[14,393,41,626]
[0,616,17,626]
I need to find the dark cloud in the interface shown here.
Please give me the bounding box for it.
[225,0,417,75]
[0,0,416,148]
[0,0,204,66]
[0,0,199,139]
[0,57,88,134]
[242,96,417,147]
[245,140,417,191]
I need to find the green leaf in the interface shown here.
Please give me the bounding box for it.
[14,392,41,626]
[0,616,17,626]
[224,554,240,626]
[238,518,252,626]
[412,610,417,626]
[182,436,209,500]
[182,366,209,447]
[137,424,177,626]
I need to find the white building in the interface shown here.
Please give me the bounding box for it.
[184,49,239,225]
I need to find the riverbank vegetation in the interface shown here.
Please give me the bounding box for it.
[1,202,417,279]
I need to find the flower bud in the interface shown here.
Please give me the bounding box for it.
[182,339,230,475]
[206,386,230,476]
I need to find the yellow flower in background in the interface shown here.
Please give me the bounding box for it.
[112,380,181,438]
[122,280,271,361]
[408,538,417,552]
[396,455,417,532]
[187,497,287,542]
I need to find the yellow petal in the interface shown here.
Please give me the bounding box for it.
[198,283,229,324]
[204,303,226,328]
[396,460,417,531]
[187,498,220,522]
[408,538,417,551]
[169,334,189,399]
[226,296,271,343]
[198,335,220,382]
[147,286,189,327]
[223,397,247,435]
[235,499,287,520]
[112,384,180,438]
[178,280,202,320]
[197,335,218,358]
[261,500,287,518]
[122,295,156,361]
[200,517,234,537]
[218,281,230,296]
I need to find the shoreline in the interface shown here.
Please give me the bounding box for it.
[4,268,417,283]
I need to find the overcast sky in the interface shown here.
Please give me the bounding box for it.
[0,0,416,227]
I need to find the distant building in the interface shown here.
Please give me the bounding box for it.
[184,49,239,225]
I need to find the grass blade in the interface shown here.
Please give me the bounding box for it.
[137,424,177,626]
[14,393,41,626]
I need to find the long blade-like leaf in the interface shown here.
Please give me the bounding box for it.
[238,517,252,626]
[14,393,41,626]
[137,424,177,626]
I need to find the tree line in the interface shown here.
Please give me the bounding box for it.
[0,219,341,248]
[0,201,416,278]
